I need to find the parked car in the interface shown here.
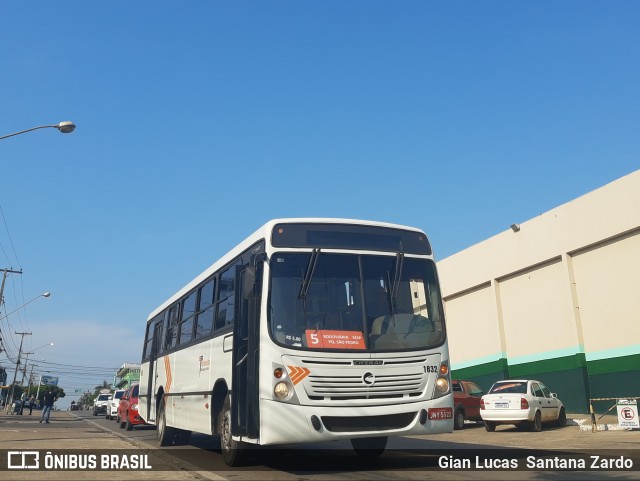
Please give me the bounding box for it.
[452,379,484,429]
[480,379,566,432]
[92,393,112,416]
[70,401,79,411]
[117,384,145,431]
[106,389,126,420]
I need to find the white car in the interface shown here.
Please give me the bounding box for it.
[106,390,126,420]
[480,379,566,432]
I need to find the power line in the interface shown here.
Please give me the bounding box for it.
[0,205,21,268]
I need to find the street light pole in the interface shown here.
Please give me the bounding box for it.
[0,292,51,322]
[6,331,31,412]
[20,342,53,384]
[0,121,76,141]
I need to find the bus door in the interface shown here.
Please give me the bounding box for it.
[231,261,262,440]
[146,319,164,422]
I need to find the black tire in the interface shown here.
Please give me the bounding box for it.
[454,409,465,430]
[531,411,542,432]
[125,415,133,431]
[119,416,125,429]
[350,436,387,458]
[219,395,246,466]
[157,401,176,446]
[106,413,111,420]
[556,407,566,427]
[93,409,97,417]
[484,421,496,432]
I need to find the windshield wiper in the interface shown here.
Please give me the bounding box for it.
[298,248,320,300]
[390,252,405,303]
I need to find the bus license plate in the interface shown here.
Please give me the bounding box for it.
[428,407,453,420]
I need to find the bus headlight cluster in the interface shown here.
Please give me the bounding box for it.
[433,361,451,398]
[274,381,291,399]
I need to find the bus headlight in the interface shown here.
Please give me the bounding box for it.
[435,377,449,393]
[433,360,451,399]
[274,382,291,399]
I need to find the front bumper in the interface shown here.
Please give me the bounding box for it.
[257,395,453,445]
[480,408,534,423]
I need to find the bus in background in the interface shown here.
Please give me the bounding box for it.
[138,219,453,466]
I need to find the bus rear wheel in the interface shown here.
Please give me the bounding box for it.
[350,436,387,458]
[219,395,246,466]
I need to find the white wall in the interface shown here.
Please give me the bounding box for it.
[438,170,640,369]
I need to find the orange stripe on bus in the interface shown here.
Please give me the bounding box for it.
[164,356,172,393]
[287,366,310,385]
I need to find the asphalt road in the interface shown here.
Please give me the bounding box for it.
[73,411,640,480]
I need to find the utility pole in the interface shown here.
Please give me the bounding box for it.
[6,331,31,412]
[0,268,23,311]
[0,269,22,358]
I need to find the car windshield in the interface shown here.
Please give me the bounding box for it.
[269,253,445,351]
[98,394,110,401]
[489,382,527,394]
[132,385,139,397]
[114,391,124,400]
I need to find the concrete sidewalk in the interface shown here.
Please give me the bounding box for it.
[0,411,218,480]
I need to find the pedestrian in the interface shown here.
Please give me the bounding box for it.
[18,391,27,415]
[39,388,56,424]
[28,395,35,415]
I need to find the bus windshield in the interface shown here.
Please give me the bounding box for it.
[269,252,445,351]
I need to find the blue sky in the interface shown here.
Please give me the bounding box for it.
[0,2,638,406]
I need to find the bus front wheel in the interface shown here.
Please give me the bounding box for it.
[157,402,176,446]
[219,395,246,466]
[350,436,387,459]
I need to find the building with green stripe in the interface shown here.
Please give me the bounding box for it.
[438,170,640,413]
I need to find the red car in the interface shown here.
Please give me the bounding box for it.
[452,380,484,430]
[117,384,145,430]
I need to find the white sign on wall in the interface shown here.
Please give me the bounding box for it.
[616,399,639,429]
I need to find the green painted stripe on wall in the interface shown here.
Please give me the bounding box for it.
[508,353,587,377]
[586,353,640,375]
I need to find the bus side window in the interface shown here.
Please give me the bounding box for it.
[142,322,153,361]
[196,278,215,339]
[178,290,197,346]
[216,261,240,330]
[165,303,180,350]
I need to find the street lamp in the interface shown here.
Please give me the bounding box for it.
[0,121,76,141]
[0,292,51,322]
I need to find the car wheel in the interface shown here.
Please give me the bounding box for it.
[157,401,176,446]
[219,395,246,466]
[125,415,133,431]
[484,421,496,432]
[556,407,566,427]
[106,413,110,420]
[454,409,465,430]
[531,411,542,432]
[351,436,387,458]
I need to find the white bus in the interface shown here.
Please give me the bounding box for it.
[139,219,453,465]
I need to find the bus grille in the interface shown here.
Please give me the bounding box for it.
[307,372,424,400]
[284,354,435,403]
[321,412,417,432]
